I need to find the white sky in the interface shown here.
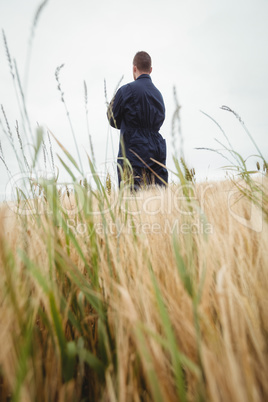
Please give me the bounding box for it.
[1,0,268,198]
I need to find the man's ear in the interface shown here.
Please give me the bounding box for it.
[133,65,137,80]
[150,67,152,74]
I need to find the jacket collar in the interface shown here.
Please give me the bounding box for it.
[136,74,151,81]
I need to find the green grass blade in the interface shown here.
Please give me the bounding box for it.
[32,126,43,168]
[134,325,165,402]
[150,269,187,402]
[172,235,193,298]
[78,347,105,379]
[65,341,76,382]
[49,130,81,174]
[140,323,201,379]
[12,324,33,402]
[57,154,77,181]
[18,249,50,294]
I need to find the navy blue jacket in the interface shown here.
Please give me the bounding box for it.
[107,74,167,170]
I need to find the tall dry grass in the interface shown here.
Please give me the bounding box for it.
[1,8,268,399]
[0,176,267,401]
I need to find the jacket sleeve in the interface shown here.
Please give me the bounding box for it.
[107,88,124,129]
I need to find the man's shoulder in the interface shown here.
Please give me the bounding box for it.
[115,82,133,100]
[114,81,130,94]
[117,77,163,101]
[134,77,163,98]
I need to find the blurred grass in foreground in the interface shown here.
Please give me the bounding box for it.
[0,131,267,401]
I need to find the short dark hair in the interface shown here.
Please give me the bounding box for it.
[133,51,151,72]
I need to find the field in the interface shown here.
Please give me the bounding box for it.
[0,171,268,401]
[1,7,268,399]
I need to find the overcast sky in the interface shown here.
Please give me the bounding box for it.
[1,0,268,198]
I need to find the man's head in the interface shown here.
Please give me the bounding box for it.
[133,51,152,80]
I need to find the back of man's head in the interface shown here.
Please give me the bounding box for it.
[133,51,152,73]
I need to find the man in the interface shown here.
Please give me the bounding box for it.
[107,51,168,189]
